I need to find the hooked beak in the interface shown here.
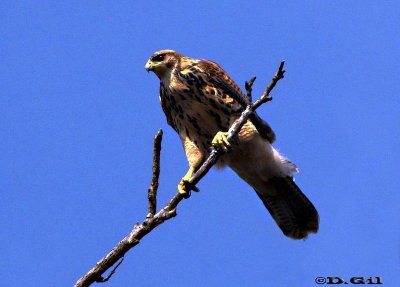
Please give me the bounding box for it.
[145,60,153,72]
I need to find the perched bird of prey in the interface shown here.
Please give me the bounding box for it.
[145,50,319,239]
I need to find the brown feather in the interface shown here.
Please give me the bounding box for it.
[197,59,276,142]
[255,176,319,239]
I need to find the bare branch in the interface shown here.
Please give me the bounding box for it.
[245,76,256,103]
[74,61,286,287]
[95,258,124,283]
[253,60,285,110]
[147,129,163,217]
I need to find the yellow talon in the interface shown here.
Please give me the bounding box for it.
[178,166,195,196]
[212,131,231,152]
[178,181,188,195]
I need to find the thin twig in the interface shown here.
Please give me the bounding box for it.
[74,61,286,287]
[147,129,163,217]
[253,60,285,110]
[245,76,256,103]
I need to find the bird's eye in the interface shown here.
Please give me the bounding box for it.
[152,54,165,62]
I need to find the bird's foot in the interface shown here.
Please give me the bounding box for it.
[212,131,231,152]
[178,179,190,198]
[178,167,199,199]
[178,179,200,199]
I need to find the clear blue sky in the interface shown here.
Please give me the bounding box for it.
[1,1,399,286]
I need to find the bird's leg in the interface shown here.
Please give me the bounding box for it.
[212,131,232,152]
[179,138,204,198]
[178,166,194,194]
[178,166,200,198]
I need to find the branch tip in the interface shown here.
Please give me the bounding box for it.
[148,129,163,216]
[245,76,257,102]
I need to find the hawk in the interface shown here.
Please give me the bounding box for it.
[145,50,319,239]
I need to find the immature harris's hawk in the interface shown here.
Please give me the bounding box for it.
[145,50,319,239]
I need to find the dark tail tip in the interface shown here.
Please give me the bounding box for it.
[257,176,319,240]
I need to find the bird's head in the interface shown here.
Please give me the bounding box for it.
[145,50,182,79]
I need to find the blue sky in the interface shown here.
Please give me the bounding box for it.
[1,1,399,286]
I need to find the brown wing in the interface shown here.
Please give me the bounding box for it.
[197,60,248,106]
[197,59,276,142]
[159,84,178,132]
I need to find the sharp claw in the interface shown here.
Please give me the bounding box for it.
[182,190,191,199]
[190,184,200,193]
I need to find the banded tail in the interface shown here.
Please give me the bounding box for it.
[255,176,319,239]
